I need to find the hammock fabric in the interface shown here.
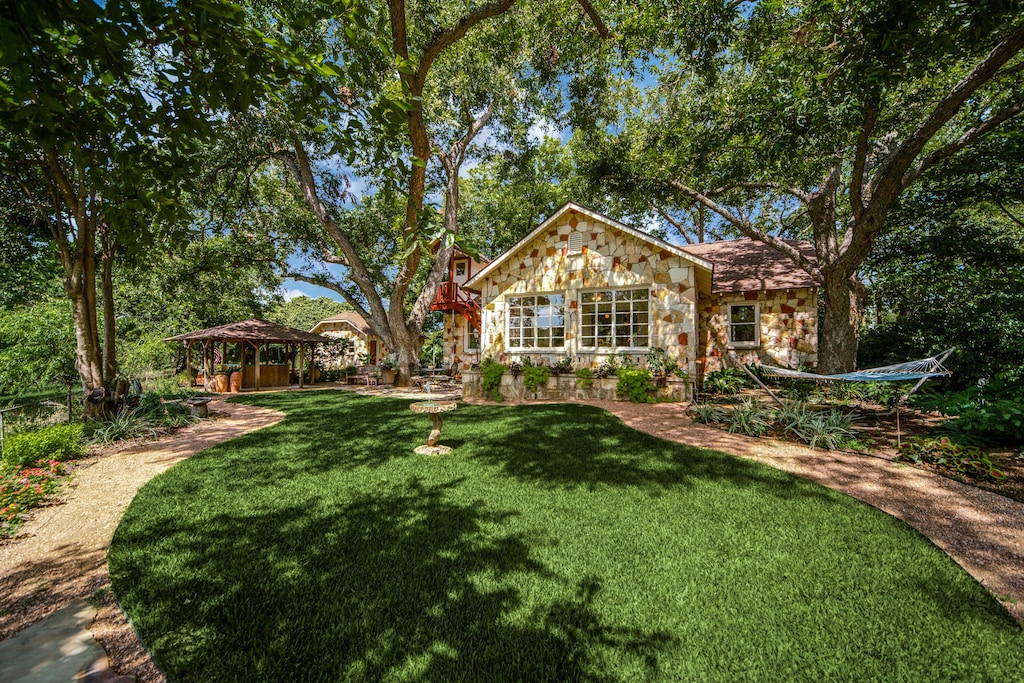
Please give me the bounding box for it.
[762,350,954,383]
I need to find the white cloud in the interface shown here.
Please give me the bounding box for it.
[281,289,309,302]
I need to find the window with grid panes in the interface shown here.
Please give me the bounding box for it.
[580,289,649,348]
[507,294,565,348]
[728,304,759,346]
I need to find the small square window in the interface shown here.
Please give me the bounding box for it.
[729,304,759,347]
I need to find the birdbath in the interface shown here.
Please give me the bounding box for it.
[409,401,457,455]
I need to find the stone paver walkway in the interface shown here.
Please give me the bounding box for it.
[586,399,1024,623]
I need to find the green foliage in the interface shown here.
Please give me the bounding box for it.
[913,382,1024,445]
[2,423,84,470]
[550,357,575,376]
[690,401,729,424]
[1,459,65,539]
[898,437,1006,482]
[778,404,860,451]
[0,297,78,395]
[615,367,654,403]
[724,398,771,437]
[266,296,350,333]
[480,358,505,402]
[522,363,550,396]
[702,368,749,396]
[575,367,594,389]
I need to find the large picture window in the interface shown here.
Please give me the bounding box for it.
[508,294,565,349]
[580,289,649,349]
[729,304,759,346]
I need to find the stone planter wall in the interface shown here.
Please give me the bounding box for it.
[462,370,690,403]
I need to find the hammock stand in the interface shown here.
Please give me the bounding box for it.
[730,348,956,447]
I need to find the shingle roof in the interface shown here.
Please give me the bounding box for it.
[165,319,336,344]
[313,311,373,336]
[680,238,818,294]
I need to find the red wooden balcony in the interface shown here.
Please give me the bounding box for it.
[431,282,481,331]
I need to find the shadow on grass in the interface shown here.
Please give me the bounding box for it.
[228,393,835,504]
[453,402,836,501]
[110,479,678,682]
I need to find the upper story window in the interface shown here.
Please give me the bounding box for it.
[508,294,565,349]
[567,232,583,254]
[728,304,759,347]
[580,288,649,349]
[454,260,467,278]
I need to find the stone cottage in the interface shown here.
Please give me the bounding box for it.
[448,202,818,385]
[310,311,389,368]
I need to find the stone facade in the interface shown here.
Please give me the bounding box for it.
[474,208,704,378]
[697,287,818,375]
[440,312,481,370]
[311,322,386,368]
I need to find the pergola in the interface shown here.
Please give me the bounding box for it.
[166,319,337,391]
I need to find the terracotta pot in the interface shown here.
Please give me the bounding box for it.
[212,372,230,393]
[229,371,242,393]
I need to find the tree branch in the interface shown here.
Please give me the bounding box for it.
[286,272,376,333]
[707,181,813,204]
[902,100,1024,188]
[850,104,878,218]
[876,21,1024,197]
[415,0,518,88]
[575,0,612,39]
[655,206,695,244]
[669,178,822,280]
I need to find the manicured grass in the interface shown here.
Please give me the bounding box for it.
[109,390,1024,682]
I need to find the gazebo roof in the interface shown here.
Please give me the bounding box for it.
[165,319,337,344]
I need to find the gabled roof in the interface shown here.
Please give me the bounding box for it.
[681,239,818,293]
[463,202,713,290]
[311,311,373,336]
[166,319,335,344]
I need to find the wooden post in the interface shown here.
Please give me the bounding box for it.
[239,340,247,390]
[299,344,305,388]
[254,342,261,391]
[186,341,193,386]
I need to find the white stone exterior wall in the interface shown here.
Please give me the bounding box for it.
[314,323,385,367]
[477,210,700,375]
[440,312,481,371]
[698,288,818,375]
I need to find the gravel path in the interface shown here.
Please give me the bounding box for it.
[0,399,284,681]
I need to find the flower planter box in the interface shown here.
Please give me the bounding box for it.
[462,370,689,402]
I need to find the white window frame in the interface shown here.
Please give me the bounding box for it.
[577,287,651,352]
[728,303,760,348]
[506,292,567,351]
[466,324,480,351]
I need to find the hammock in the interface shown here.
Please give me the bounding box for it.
[761,349,955,383]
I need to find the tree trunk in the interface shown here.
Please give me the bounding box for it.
[817,271,866,374]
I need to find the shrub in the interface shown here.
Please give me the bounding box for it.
[616,367,654,403]
[480,358,505,402]
[2,423,84,470]
[0,459,65,538]
[690,402,729,424]
[780,404,860,450]
[702,368,748,396]
[522,363,550,396]
[575,367,594,389]
[897,437,1006,481]
[725,398,771,436]
[913,381,1024,445]
[550,357,575,376]
[86,405,159,445]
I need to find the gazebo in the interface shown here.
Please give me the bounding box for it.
[166,319,338,391]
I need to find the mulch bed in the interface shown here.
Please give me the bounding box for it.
[701,395,1024,504]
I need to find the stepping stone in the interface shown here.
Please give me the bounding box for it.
[0,599,105,683]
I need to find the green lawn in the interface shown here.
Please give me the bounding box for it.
[109,390,1023,682]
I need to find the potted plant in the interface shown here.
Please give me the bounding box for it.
[378,354,400,385]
